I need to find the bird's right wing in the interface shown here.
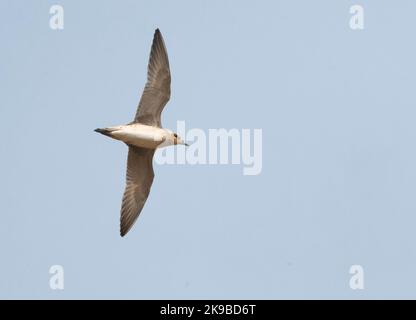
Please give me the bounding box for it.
[133,29,171,128]
[120,146,155,237]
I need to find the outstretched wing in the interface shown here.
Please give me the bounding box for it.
[120,146,155,237]
[134,29,171,128]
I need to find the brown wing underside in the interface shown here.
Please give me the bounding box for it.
[134,29,171,128]
[120,146,155,237]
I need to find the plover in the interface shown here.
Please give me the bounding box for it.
[95,29,187,237]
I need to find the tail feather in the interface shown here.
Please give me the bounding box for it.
[94,128,114,138]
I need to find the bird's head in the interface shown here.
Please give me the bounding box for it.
[172,132,189,146]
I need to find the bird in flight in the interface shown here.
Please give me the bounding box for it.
[95,29,187,237]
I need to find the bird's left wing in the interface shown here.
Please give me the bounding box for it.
[133,29,171,128]
[120,146,155,237]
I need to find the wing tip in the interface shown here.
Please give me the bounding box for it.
[120,224,128,237]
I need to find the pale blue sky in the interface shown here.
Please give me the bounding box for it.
[1,0,416,299]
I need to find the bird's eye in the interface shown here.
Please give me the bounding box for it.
[173,133,178,138]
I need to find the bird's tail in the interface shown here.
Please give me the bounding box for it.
[94,127,115,138]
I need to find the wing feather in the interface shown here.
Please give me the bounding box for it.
[134,29,171,127]
[120,146,155,237]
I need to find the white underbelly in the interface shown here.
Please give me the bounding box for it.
[111,124,165,149]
